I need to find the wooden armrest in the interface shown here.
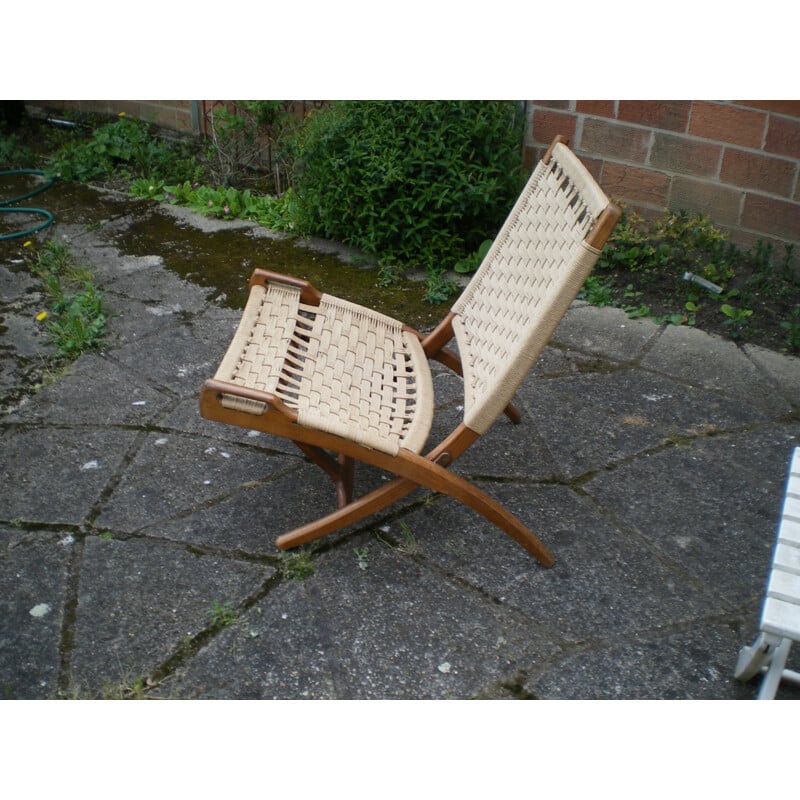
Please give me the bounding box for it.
[249,268,323,306]
[199,378,299,422]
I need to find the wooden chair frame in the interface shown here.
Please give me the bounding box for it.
[199,137,621,565]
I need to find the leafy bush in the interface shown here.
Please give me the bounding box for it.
[49,115,200,184]
[0,131,37,168]
[284,101,525,272]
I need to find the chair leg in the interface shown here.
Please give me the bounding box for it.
[278,449,555,567]
[293,442,354,508]
[396,450,555,566]
[735,632,775,682]
[276,474,418,550]
[757,637,792,700]
[736,632,800,699]
[276,426,478,551]
[337,453,355,508]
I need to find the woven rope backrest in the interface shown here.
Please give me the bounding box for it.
[451,143,610,434]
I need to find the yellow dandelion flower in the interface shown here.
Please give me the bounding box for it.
[36,311,48,322]
[118,112,126,118]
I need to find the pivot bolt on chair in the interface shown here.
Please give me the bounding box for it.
[199,136,621,565]
[735,447,800,699]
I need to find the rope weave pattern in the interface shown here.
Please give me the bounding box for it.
[214,283,433,456]
[452,144,608,433]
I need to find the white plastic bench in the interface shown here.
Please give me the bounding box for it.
[735,447,800,699]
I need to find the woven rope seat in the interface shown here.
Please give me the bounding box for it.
[212,280,434,456]
[200,136,621,564]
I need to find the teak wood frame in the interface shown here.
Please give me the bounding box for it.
[199,136,621,566]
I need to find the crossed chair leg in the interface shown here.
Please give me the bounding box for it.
[276,422,555,567]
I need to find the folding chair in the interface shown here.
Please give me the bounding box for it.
[199,136,621,564]
[735,447,800,698]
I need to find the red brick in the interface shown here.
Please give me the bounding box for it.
[650,133,722,177]
[601,162,669,207]
[741,194,800,239]
[618,101,690,133]
[721,148,795,196]
[531,109,577,148]
[580,156,604,185]
[737,101,800,117]
[669,177,742,226]
[523,145,539,172]
[576,100,616,118]
[530,101,572,110]
[765,114,800,159]
[580,118,650,163]
[689,101,766,148]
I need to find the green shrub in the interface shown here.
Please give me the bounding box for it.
[284,101,525,272]
[49,115,200,185]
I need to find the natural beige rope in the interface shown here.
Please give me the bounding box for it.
[452,142,609,434]
[213,283,433,456]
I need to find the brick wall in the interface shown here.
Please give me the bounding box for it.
[525,100,800,260]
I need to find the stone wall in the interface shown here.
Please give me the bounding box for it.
[524,100,800,257]
[36,100,198,135]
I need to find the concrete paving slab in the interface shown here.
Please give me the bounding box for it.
[554,303,662,363]
[582,425,800,605]
[5,353,172,426]
[0,529,71,699]
[401,482,716,644]
[69,535,273,696]
[744,344,800,412]
[518,366,769,479]
[138,465,334,555]
[525,622,799,700]
[640,324,794,416]
[105,312,235,399]
[94,432,295,534]
[162,543,555,699]
[0,426,139,525]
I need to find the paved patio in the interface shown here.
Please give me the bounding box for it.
[1,186,799,699]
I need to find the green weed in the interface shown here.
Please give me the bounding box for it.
[278,548,316,580]
[26,240,106,359]
[354,547,370,571]
[378,521,420,555]
[205,600,238,628]
[587,206,798,350]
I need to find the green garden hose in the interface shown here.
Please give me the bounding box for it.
[0,169,55,240]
